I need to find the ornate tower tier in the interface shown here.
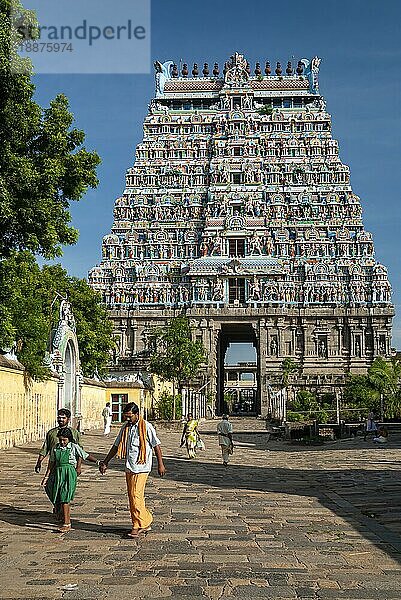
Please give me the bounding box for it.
[89,53,394,415]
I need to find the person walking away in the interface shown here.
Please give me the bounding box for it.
[217,414,234,466]
[180,413,199,459]
[35,408,82,473]
[102,402,112,436]
[41,427,98,533]
[364,411,378,441]
[99,402,165,538]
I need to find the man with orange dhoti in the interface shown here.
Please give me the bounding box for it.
[99,402,165,538]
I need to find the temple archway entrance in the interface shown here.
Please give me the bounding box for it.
[64,340,76,414]
[217,323,259,416]
[50,300,82,428]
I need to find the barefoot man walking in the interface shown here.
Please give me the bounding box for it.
[99,402,165,538]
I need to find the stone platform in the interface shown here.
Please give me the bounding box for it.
[1,421,401,599]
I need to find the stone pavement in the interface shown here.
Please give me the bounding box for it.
[1,421,401,600]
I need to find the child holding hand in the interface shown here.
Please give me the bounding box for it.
[41,427,98,533]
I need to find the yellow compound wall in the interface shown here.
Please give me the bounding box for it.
[0,359,164,449]
[0,359,59,449]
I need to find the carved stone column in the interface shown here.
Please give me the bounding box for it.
[303,319,315,358]
[258,319,268,416]
[208,322,220,412]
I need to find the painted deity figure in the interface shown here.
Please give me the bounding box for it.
[270,338,278,356]
[249,233,263,255]
[222,96,231,110]
[243,94,252,110]
[318,339,327,358]
[249,278,261,301]
[211,236,222,256]
[212,280,224,301]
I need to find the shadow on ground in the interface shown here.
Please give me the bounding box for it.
[153,457,401,564]
[0,504,130,538]
[5,433,401,566]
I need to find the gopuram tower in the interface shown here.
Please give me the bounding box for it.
[89,53,394,416]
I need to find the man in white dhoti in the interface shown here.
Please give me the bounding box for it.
[217,414,233,466]
[102,402,112,436]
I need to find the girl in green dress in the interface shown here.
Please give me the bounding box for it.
[41,427,98,533]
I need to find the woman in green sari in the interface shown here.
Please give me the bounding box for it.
[180,413,199,459]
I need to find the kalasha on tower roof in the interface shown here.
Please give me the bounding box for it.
[154,52,321,97]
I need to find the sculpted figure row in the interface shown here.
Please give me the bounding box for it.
[102,279,391,307]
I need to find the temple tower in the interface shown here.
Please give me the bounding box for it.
[89,53,394,416]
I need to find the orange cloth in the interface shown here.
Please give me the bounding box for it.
[125,472,153,529]
[137,417,147,464]
[116,417,147,464]
[116,423,129,459]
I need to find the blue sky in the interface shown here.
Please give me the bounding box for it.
[33,0,401,350]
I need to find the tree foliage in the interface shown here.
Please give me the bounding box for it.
[149,316,206,394]
[0,0,100,258]
[280,357,299,387]
[368,356,401,418]
[292,390,319,412]
[155,392,182,421]
[343,357,401,419]
[343,374,379,409]
[287,389,330,423]
[0,253,115,379]
[368,356,401,398]
[0,1,111,380]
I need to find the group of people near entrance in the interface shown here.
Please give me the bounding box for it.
[35,406,232,536]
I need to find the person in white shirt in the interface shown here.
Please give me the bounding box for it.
[217,414,234,466]
[102,402,112,436]
[99,402,165,538]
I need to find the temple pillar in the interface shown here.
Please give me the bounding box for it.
[258,319,268,416]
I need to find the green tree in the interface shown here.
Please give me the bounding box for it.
[0,1,109,379]
[367,357,401,418]
[293,390,319,412]
[55,273,115,379]
[291,390,329,423]
[281,357,299,387]
[149,316,206,419]
[343,359,401,420]
[156,391,182,421]
[343,374,378,407]
[0,0,100,259]
[0,253,115,379]
[280,357,299,415]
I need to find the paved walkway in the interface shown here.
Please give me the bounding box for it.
[1,422,401,599]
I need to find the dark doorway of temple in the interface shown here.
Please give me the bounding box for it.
[217,323,259,416]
